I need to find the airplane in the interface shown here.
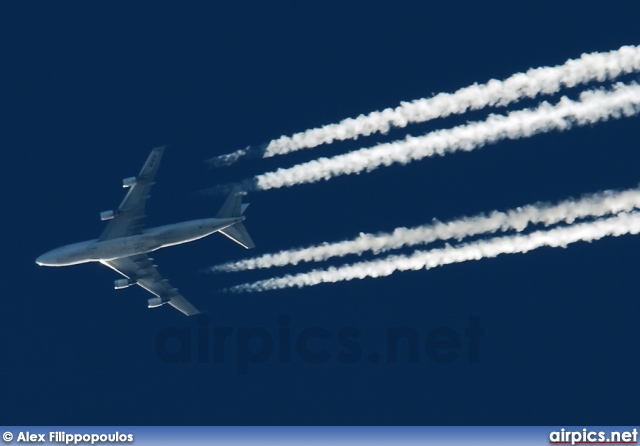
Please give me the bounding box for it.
[35,146,254,316]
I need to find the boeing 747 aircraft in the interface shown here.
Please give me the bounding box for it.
[36,146,254,316]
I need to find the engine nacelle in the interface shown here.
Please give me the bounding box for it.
[114,278,136,290]
[100,210,115,221]
[122,176,137,188]
[148,297,165,308]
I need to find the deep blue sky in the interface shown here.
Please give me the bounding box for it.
[2,2,640,425]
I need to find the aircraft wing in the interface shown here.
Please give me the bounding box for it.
[101,254,201,316]
[98,146,165,242]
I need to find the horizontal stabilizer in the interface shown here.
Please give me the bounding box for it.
[219,222,255,249]
[215,186,255,249]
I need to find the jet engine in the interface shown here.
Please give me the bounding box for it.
[148,297,165,308]
[122,176,137,188]
[114,278,136,290]
[100,210,115,221]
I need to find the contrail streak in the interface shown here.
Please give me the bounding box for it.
[227,211,640,292]
[211,45,640,165]
[207,143,270,167]
[211,187,640,273]
[249,83,640,191]
[208,146,251,167]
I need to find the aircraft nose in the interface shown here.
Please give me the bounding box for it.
[36,252,54,266]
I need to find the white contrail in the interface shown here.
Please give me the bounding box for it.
[228,211,640,292]
[208,45,640,166]
[211,187,640,273]
[208,146,251,167]
[258,45,640,158]
[251,83,640,191]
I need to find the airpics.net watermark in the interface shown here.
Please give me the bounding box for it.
[155,315,484,374]
[549,428,638,445]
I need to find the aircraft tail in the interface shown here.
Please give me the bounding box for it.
[216,187,255,249]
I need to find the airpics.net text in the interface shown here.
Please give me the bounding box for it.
[155,315,484,374]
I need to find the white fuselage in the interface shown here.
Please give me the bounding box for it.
[36,217,242,267]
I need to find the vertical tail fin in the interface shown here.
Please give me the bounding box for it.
[216,187,255,249]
